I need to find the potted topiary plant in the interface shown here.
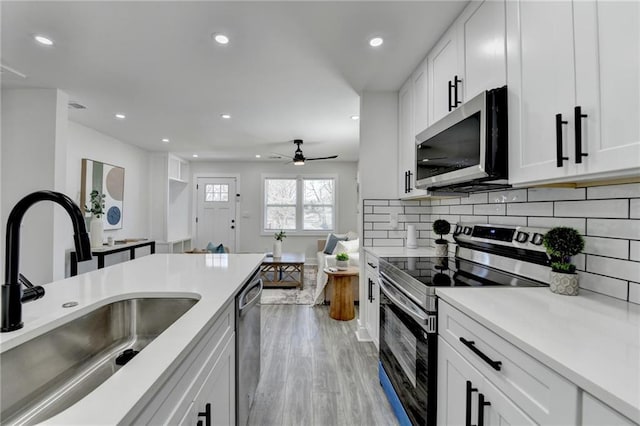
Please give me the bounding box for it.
[542,227,585,296]
[273,230,286,258]
[335,252,350,270]
[433,219,451,257]
[85,190,106,248]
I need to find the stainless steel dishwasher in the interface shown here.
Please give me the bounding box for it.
[236,270,263,426]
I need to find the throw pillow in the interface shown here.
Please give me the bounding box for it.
[323,233,347,254]
[206,242,226,253]
[206,242,216,252]
[345,231,358,241]
[335,239,359,254]
[214,243,226,253]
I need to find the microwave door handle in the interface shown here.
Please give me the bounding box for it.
[379,276,428,325]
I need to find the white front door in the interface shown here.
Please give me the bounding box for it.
[196,177,237,252]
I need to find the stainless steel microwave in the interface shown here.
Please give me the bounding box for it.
[415,86,508,193]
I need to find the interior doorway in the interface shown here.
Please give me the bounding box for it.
[195,177,237,252]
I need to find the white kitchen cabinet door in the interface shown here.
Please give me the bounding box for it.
[582,392,636,426]
[437,338,485,426]
[507,0,578,185]
[573,0,640,176]
[458,0,506,100]
[364,255,380,348]
[482,379,537,426]
[428,27,460,125]
[398,79,414,198]
[179,337,236,426]
[413,59,430,135]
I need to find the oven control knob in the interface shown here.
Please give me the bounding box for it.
[463,226,472,235]
[515,231,529,243]
[454,225,463,235]
[531,233,544,245]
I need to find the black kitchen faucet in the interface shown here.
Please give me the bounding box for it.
[1,191,92,332]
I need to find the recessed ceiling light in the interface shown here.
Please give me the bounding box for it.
[369,37,384,47]
[114,113,126,120]
[162,138,170,143]
[220,113,231,119]
[351,115,360,120]
[34,35,54,46]
[192,154,199,158]
[213,34,229,45]
[255,154,261,158]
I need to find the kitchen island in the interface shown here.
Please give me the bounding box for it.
[0,253,265,424]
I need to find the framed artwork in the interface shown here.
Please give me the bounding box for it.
[80,159,125,230]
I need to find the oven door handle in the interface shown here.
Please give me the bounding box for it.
[379,276,429,326]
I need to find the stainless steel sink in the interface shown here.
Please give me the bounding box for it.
[0,297,198,425]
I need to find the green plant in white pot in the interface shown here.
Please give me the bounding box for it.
[432,219,451,257]
[273,230,286,258]
[85,190,105,248]
[542,227,585,296]
[336,252,350,270]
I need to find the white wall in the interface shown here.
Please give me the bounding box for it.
[1,89,69,284]
[64,121,151,275]
[190,161,358,262]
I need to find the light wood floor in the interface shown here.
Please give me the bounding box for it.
[247,305,399,426]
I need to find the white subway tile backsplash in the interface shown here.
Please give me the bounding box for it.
[579,272,629,301]
[430,199,441,205]
[587,219,640,240]
[460,192,488,204]
[450,204,473,215]
[507,202,553,217]
[631,199,640,219]
[555,199,628,218]
[528,217,586,234]
[440,198,461,205]
[405,206,431,214]
[431,205,450,214]
[365,230,388,239]
[573,253,586,271]
[373,222,397,230]
[586,255,640,282]
[629,282,640,304]
[528,187,586,201]
[364,200,390,206]
[473,204,506,215]
[488,189,527,204]
[460,215,487,223]
[363,238,372,247]
[364,205,373,214]
[420,200,431,206]
[374,206,404,214]
[420,214,432,222]
[412,222,432,230]
[488,215,528,226]
[373,238,403,246]
[587,183,640,199]
[399,214,420,222]
[583,236,629,259]
[364,222,373,230]
[631,241,640,261]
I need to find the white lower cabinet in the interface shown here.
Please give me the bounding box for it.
[364,252,380,348]
[438,337,535,426]
[582,392,636,426]
[129,302,236,425]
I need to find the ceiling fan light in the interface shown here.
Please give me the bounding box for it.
[294,160,305,166]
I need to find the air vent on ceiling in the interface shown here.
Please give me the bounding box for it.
[0,63,27,79]
[68,102,87,110]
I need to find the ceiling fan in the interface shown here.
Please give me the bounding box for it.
[275,139,338,165]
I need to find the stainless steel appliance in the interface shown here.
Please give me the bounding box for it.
[415,86,508,194]
[378,223,550,425]
[236,270,263,426]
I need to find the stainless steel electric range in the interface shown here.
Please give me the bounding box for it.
[377,223,551,426]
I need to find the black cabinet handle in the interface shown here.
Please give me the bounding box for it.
[367,262,377,269]
[405,170,409,193]
[555,113,569,167]
[460,337,502,371]
[453,75,462,107]
[197,402,211,426]
[368,278,372,302]
[574,106,589,163]
[477,393,491,426]
[407,170,413,192]
[448,80,455,112]
[465,381,478,426]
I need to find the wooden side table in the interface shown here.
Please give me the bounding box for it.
[324,267,359,321]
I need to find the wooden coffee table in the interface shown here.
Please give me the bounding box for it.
[261,253,305,289]
[324,267,359,321]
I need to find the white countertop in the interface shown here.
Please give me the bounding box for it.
[436,287,640,423]
[0,253,265,424]
[364,246,437,258]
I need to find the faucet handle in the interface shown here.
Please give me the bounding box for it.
[18,273,45,303]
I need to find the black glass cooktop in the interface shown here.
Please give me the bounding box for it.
[380,256,546,289]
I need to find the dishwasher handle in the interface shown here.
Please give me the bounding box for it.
[239,278,263,313]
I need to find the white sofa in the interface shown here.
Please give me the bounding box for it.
[314,233,360,304]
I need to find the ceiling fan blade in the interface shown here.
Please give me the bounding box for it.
[305,155,338,161]
[270,152,294,159]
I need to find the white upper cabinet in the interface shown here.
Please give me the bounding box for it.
[573,0,640,176]
[507,0,578,185]
[413,58,430,135]
[428,27,460,125]
[458,0,507,101]
[508,0,640,186]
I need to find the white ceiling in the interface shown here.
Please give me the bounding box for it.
[1,1,467,162]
